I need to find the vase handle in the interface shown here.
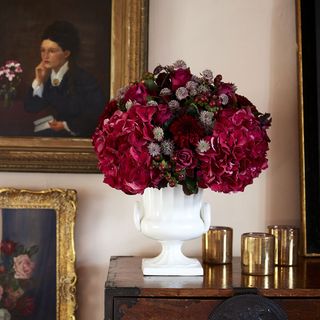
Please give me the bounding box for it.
[133,201,144,231]
[200,202,211,233]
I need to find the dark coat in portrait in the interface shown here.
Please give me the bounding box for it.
[24,66,106,137]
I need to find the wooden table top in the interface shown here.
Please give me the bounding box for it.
[106,256,320,298]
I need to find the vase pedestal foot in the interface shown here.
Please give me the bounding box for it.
[141,240,203,276]
[142,258,203,276]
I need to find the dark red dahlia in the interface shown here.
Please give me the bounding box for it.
[169,114,205,148]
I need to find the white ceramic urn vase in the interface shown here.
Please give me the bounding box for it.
[134,185,211,276]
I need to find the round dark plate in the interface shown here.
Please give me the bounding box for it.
[209,294,288,320]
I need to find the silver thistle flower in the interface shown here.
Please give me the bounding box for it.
[191,75,201,83]
[175,87,188,100]
[199,111,214,129]
[198,84,210,93]
[160,88,172,96]
[168,100,180,111]
[153,127,164,141]
[201,69,214,81]
[125,100,133,110]
[148,142,161,157]
[116,85,129,100]
[186,80,198,90]
[147,100,158,106]
[219,93,229,105]
[189,89,197,96]
[197,139,210,153]
[161,140,174,156]
[172,60,187,69]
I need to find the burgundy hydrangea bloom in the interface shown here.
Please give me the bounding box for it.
[97,99,118,126]
[198,107,269,193]
[92,105,162,194]
[235,93,253,107]
[169,115,205,148]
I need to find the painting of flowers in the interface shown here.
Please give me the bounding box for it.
[0,60,23,109]
[0,240,38,319]
[0,208,56,320]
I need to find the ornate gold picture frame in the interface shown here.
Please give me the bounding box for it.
[0,0,149,173]
[296,0,320,256]
[0,188,77,319]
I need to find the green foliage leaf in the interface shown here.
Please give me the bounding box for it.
[143,79,158,92]
[186,102,200,116]
[28,245,39,257]
[182,178,198,195]
[15,244,25,255]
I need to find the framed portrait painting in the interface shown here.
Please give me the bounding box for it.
[0,188,77,320]
[296,0,320,256]
[0,0,149,173]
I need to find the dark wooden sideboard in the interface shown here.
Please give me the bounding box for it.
[105,256,320,319]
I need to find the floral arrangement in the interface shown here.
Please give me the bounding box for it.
[0,60,23,108]
[93,60,271,195]
[0,239,38,319]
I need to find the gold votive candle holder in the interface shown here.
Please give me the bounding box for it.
[202,226,233,264]
[267,225,299,266]
[241,232,275,275]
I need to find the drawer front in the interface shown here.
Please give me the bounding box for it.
[276,299,320,319]
[114,298,221,320]
[113,297,320,320]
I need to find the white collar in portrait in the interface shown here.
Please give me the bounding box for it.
[51,61,69,86]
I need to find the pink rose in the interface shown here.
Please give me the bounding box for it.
[13,254,35,279]
[171,68,192,91]
[123,83,148,105]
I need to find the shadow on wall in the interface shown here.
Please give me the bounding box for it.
[76,265,107,320]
